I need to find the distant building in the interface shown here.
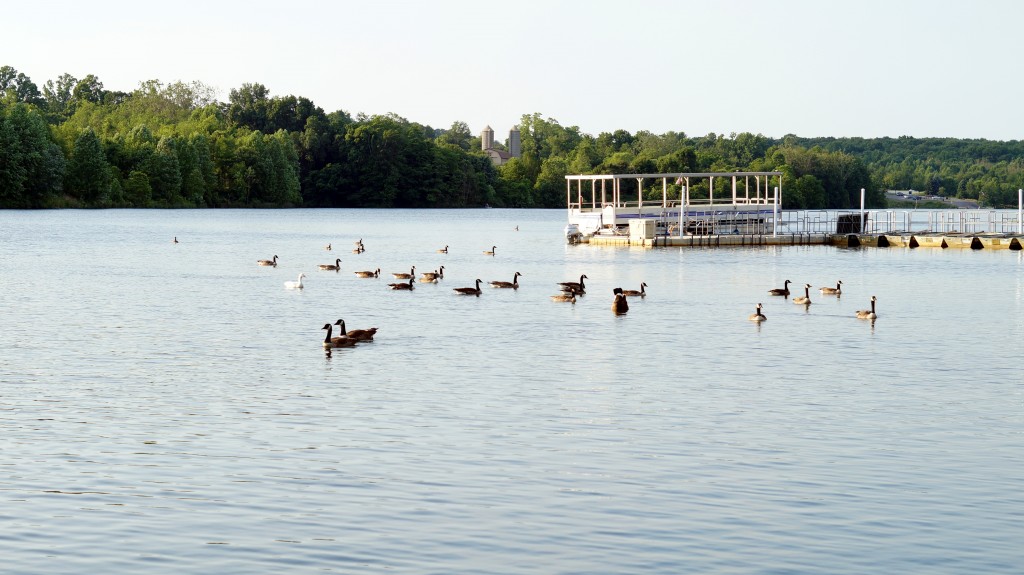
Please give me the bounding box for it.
[481,125,521,166]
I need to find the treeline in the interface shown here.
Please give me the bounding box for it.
[2,65,1022,210]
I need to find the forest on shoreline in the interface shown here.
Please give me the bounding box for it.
[3,65,1024,210]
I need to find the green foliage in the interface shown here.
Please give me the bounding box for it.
[3,65,1024,210]
[66,128,110,204]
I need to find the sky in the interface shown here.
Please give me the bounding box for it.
[4,0,1022,141]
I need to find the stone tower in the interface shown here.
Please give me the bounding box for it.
[481,125,494,151]
[508,126,521,158]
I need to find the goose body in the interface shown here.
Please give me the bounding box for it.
[820,280,842,295]
[483,245,496,256]
[420,266,445,281]
[621,282,647,297]
[322,323,357,348]
[257,255,278,266]
[453,279,483,296]
[769,279,791,296]
[748,303,767,322]
[792,283,812,305]
[437,245,448,254]
[284,273,306,289]
[392,266,416,279]
[318,258,341,271]
[612,288,629,314]
[490,272,522,289]
[388,278,415,290]
[334,319,378,341]
[856,296,878,319]
[558,274,588,293]
[550,293,577,303]
[354,268,380,278]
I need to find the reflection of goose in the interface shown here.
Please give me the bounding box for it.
[612,288,629,314]
[550,293,577,303]
[322,323,357,348]
[820,280,842,295]
[392,266,415,279]
[856,296,878,319]
[559,274,588,293]
[354,268,380,278]
[318,258,341,271]
[622,282,647,297]
[388,278,415,290]
[284,273,306,289]
[483,245,496,256]
[257,255,278,266]
[453,279,483,296]
[490,272,522,289]
[748,303,767,322]
[334,319,377,341]
[768,279,791,296]
[437,245,448,254]
[792,283,812,305]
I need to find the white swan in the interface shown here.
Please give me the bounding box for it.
[285,273,306,289]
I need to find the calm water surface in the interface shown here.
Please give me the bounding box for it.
[1,209,1022,574]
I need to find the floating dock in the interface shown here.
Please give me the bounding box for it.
[586,232,1024,250]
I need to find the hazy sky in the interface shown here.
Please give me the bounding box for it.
[5,0,1021,140]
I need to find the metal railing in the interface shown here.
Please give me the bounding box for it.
[773,209,1023,235]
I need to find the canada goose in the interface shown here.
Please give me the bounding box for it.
[318,258,341,271]
[748,303,767,322]
[352,239,365,253]
[558,274,588,293]
[768,279,791,296]
[437,245,448,254]
[550,293,577,303]
[490,272,522,289]
[257,255,278,266]
[354,268,380,278]
[173,237,178,244]
[334,319,378,341]
[856,296,878,319]
[483,245,496,256]
[392,266,416,279]
[792,283,812,305]
[622,282,647,297]
[612,287,629,314]
[453,279,483,296]
[322,323,357,348]
[324,243,332,251]
[420,266,445,281]
[388,278,415,290]
[820,280,842,295]
[284,273,306,289]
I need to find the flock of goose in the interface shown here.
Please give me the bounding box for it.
[253,237,650,348]
[751,278,878,323]
[248,236,881,346]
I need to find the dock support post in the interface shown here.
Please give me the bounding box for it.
[860,188,865,233]
[773,187,778,237]
[1019,189,1022,234]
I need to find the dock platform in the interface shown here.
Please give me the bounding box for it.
[586,232,1024,250]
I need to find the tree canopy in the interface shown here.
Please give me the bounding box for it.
[2,64,1022,209]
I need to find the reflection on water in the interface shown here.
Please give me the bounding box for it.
[1,208,1023,575]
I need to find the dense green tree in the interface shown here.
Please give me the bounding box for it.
[66,128,110,204]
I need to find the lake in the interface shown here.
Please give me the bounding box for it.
[1,208,1022,574]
